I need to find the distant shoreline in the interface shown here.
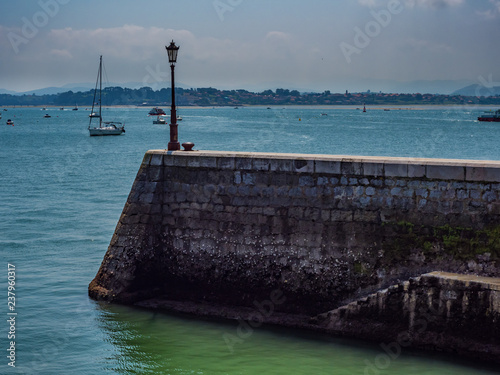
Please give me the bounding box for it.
[2,104,499,110]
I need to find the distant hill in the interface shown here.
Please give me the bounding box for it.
[3,81,190,96]
[0,89,19,95]
[391,80,472,95]
[452,84,500,97]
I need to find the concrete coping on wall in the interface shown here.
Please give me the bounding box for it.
[143,149,500,183]
[425,271,500,291]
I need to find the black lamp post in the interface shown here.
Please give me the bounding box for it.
[166,40,180,151]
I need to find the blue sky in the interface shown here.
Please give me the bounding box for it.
[1,0,499,93]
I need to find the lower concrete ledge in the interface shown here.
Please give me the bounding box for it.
[310,272,500,365]
[129,272,500,365]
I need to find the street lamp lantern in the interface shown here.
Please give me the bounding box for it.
[165,40,180,151]
[166,40,179,64]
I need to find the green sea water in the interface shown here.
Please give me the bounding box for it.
[1,106,499,374]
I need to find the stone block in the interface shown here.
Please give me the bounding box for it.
[365,187,376,196]
[235,157,253,170]
[353,210,379,222]
[186,157,201,168]
[456,189,469,200]
[385,163,407,177]
[315,160,341,174]
[243,173,256,185]
[470,190,482,200]
[415,188,429,198]
[408,164,426,178]
[147,166,163,182]
[466,167,500,182]
[294,159,314,172]
[317,176,329,186]
[321,209,331,221]
[142,152,153,165]
[482,191,497,203]
[138,192,154,204]
[234,171,242,184]
[198,156,218,168]
[169,155,189,167]
[253,158,271,171]
[390,187,402,197]
[299,176,315,187]
[305,187,318,198]
[150,153,163,166]
[426,165,465,181]
[363,163,384,177]
[331,210,353,222]
[341,160,363,175]
[217,157,235,170]
[269,159,296,172]
[487,203,500,215]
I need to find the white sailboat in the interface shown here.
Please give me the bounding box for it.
[88,56,125,136]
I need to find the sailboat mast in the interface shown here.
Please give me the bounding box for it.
[99,55,102,128]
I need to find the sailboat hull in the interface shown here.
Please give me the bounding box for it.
[89,126,125,136]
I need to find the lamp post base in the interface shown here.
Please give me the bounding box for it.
[167,142,181,151]
[168,122,180,151]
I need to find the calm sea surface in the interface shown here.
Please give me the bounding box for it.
[1,106,500,374]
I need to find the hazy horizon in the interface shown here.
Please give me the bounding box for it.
[1,0,499,94]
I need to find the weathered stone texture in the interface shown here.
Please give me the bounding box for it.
[89,151,500,315]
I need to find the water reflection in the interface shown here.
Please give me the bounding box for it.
[94,303,498,375]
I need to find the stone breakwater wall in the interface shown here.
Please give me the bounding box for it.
[89,151,500,315]
[312,272,500,364]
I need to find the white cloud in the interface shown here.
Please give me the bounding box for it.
[49,48,72,59]
[0,25,315,90]
[405,38,453,53]
[476,0,500,19]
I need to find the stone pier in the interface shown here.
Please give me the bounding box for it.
[89,150,500,363]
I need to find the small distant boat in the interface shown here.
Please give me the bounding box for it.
[73,105,78,111]
[177,115,182,121]
[478,109,500,122]
[321,113,328,116]
[363,104,367,113]
[6,119,14,125]
[88,56,125,136]
[89,112,100,118]
[42,107,47,111]
[153,116,166,125]
[60,107,64,110]
[149,107,166,116]
[44,114,51,118]
[384,109,390,111]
